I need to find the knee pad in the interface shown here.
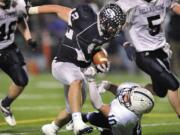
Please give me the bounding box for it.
[159,71,179,90]
[153,71,179,97]
[12,67,29,87]
[14,74,29,87]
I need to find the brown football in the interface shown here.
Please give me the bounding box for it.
[93,50,108,65]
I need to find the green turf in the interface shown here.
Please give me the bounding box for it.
[0,72,180,135]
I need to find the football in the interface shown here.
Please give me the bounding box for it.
[93,49,109,65]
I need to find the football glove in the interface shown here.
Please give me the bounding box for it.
[27,39,38,50]
[97,80,110,94]
[95,61,110,73]
[83,66,97,82]
[123,42,136,61]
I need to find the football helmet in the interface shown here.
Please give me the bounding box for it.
[129,87,154,114]
[98,3,126,39]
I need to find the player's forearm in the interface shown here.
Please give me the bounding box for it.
[88,81,103,110]
[18,18,32,41]
[28,5,72,22]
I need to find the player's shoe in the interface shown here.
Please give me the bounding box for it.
[41,122,59,135]
[0,100,16,126]
[65,120,73,131]
[73,121,93,135]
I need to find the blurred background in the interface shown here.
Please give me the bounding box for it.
[15,0,180,76]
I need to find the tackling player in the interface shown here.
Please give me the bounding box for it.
[116,0,180,118]
[28,2,126,135]
[0,0,37,126]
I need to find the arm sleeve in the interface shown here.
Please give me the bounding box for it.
[16,0,27,18]
[88,81,103,110]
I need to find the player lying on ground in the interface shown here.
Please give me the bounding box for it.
[28,2,126,135]
[80,67,154,135]
[0,0,37,126]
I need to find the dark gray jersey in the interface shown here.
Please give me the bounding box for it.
[56,5,110,68]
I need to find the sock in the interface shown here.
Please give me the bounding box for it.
[51,121,59,131]
[178,115,180,119]
[1,96,14,107]
[87,112,110,128]
[72,112,83,123]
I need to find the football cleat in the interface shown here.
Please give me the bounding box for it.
[41,122,59,135]
[65,120,73,131]
[73,121,93,135]
[0,100,16,126]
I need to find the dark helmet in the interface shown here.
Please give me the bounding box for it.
[98,3,126,39]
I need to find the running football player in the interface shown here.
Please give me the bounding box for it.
[0,0,37,126]
[28,2,126,135]
[116,0,180,118]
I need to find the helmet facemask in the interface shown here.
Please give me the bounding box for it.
[98,3,126,39]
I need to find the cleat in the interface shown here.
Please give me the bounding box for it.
[65,120,73,131]
[41,122,59,135]
[0,100,16,126]
[73,121,93,135]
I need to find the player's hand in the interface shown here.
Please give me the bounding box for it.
[95,61,110,73]
[27,39,38,51]
[97,80,110,94]
[123,42,136,61]
[84,66,97,82]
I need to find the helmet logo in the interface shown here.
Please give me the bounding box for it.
[105,8,115,19]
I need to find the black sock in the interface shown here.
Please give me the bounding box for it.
[178,115,180,119]
[1,96,14,107]
[86,112,110,129]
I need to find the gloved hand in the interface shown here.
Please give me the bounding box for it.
[27,39,38,50]
[123,42,136,61]
[84,66,97,82]
[97,80,110,94]
[95,61,110,73]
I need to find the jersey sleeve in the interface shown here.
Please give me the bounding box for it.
[165,0,178,8]
[15,0,27,18]
[67,5,96,28]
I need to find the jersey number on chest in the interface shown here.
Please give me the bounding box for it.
[0,21,16,41]
[147,15,161,36]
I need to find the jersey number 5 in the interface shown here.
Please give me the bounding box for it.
[0,21,16,41]
[147,15,161,36]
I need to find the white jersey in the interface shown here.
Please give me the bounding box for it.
[116,0,176,52]
[0,0,27,50]
[108,82,141,135]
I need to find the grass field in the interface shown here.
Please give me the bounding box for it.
[0,72,180,135]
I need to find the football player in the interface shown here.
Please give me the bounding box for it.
[0,0,37,126]
[115,0,180,118]
[82,67,154,135]
[28,2,126,135]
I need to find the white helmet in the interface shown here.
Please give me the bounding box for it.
[129,87,154,114]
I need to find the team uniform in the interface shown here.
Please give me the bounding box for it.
[116,0,179,97]
[86,82,142,135]
[0,0,28,87]
[108,83,142,135]
[51,5,112,112]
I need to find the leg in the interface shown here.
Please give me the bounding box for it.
[167,90,180,116]
[0,48,28,126]
[136,51,180,116]
[42,109,71,135]
[51,61,92,135]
